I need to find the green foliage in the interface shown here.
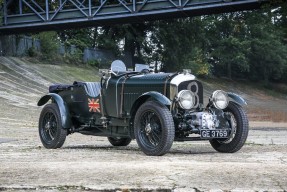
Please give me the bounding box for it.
[95,23,151,68]
[246,8,287,84]
[153,18,209,73]
[87,59,100,67]
[211,36,249,78]
[36,31,59,59]
[63,48,83,64]
[186,48,210,76]
[27,46,37,57]
[58,28,96,50]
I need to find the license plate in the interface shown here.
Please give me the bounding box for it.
[200,129,229,139]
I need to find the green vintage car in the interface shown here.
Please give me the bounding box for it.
[37,60,249,156]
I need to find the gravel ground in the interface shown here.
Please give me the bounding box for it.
[0,104,286,192]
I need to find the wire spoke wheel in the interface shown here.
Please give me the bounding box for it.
[220,112,237,144]
[41,112,57,142]
[39,103,67,149]
[209,102,249,153]
[139,110,162,148]
[134,101,174,156]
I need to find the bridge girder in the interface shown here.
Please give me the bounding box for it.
[0,0,277,34]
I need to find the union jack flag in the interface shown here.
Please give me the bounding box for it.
[88,98,100,113]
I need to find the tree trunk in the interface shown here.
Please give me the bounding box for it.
[263,65,269,85]
[155,59,158,73]
[227,62,232,79]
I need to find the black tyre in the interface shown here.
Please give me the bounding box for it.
[134,101,175,156]
[39,103,67,149]
[108,137,132,146]
[209,102,249,153]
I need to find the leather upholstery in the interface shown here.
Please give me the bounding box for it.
[83,82,101,97]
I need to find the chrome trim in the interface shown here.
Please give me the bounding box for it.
[115,76,125,116]
[120,76,129,116]
[169,73,196,100]
[170,74,195,86]
[211,90,229,109]
[169,84,178,100]
[105,76,111,89]
[177,90,195,110]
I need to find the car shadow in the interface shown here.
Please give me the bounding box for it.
[63,144,217,155]
[64,144,140,152]
[169,150,217,155]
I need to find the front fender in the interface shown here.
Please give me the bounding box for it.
[129,91,171,139]
[141,91,171,106]
[37,93,71,128]
[130,91,171,119]
[228,92,247,106]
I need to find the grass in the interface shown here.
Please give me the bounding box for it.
[61,65,100,82]
[23,57,100,83]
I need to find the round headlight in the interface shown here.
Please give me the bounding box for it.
[212,90,229,109]
[177,90,195,110]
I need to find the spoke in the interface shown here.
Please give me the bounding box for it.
[43,118,47,128]
[151,129,160,142]
[147,134,156,146]
[150,134,159,146]
[147,112,154,122]
[42,112,58,141]
[221,111,238,144]
[50,126,57,136]
[139,110,163,148]
[48,129,54,140]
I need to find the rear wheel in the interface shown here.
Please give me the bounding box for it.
[107,137,132,146]
[209,102,249,153]
[134,101,175,156]
[39,103,67,149]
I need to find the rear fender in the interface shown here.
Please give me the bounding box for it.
[37,93,71,128]
[227,92,247,106]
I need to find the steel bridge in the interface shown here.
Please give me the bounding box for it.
[0,0,279,34]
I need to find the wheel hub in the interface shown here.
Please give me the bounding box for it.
[145,123,152,134]
[45,122,51,130]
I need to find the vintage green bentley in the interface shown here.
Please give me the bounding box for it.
[37,60,249,156]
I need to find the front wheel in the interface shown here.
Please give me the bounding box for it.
[134,101,175,156]
[39,103,67,149]
[209,102,249,153]
[107,137,132,146]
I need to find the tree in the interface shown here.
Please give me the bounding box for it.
[207,13,249,79]
[58,28,96,50]
[153,18,210,75]
[37,31,60,58]
[246,8,287,84]
[97,23,151,68]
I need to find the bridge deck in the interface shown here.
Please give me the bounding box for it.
[0,0,269,34]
